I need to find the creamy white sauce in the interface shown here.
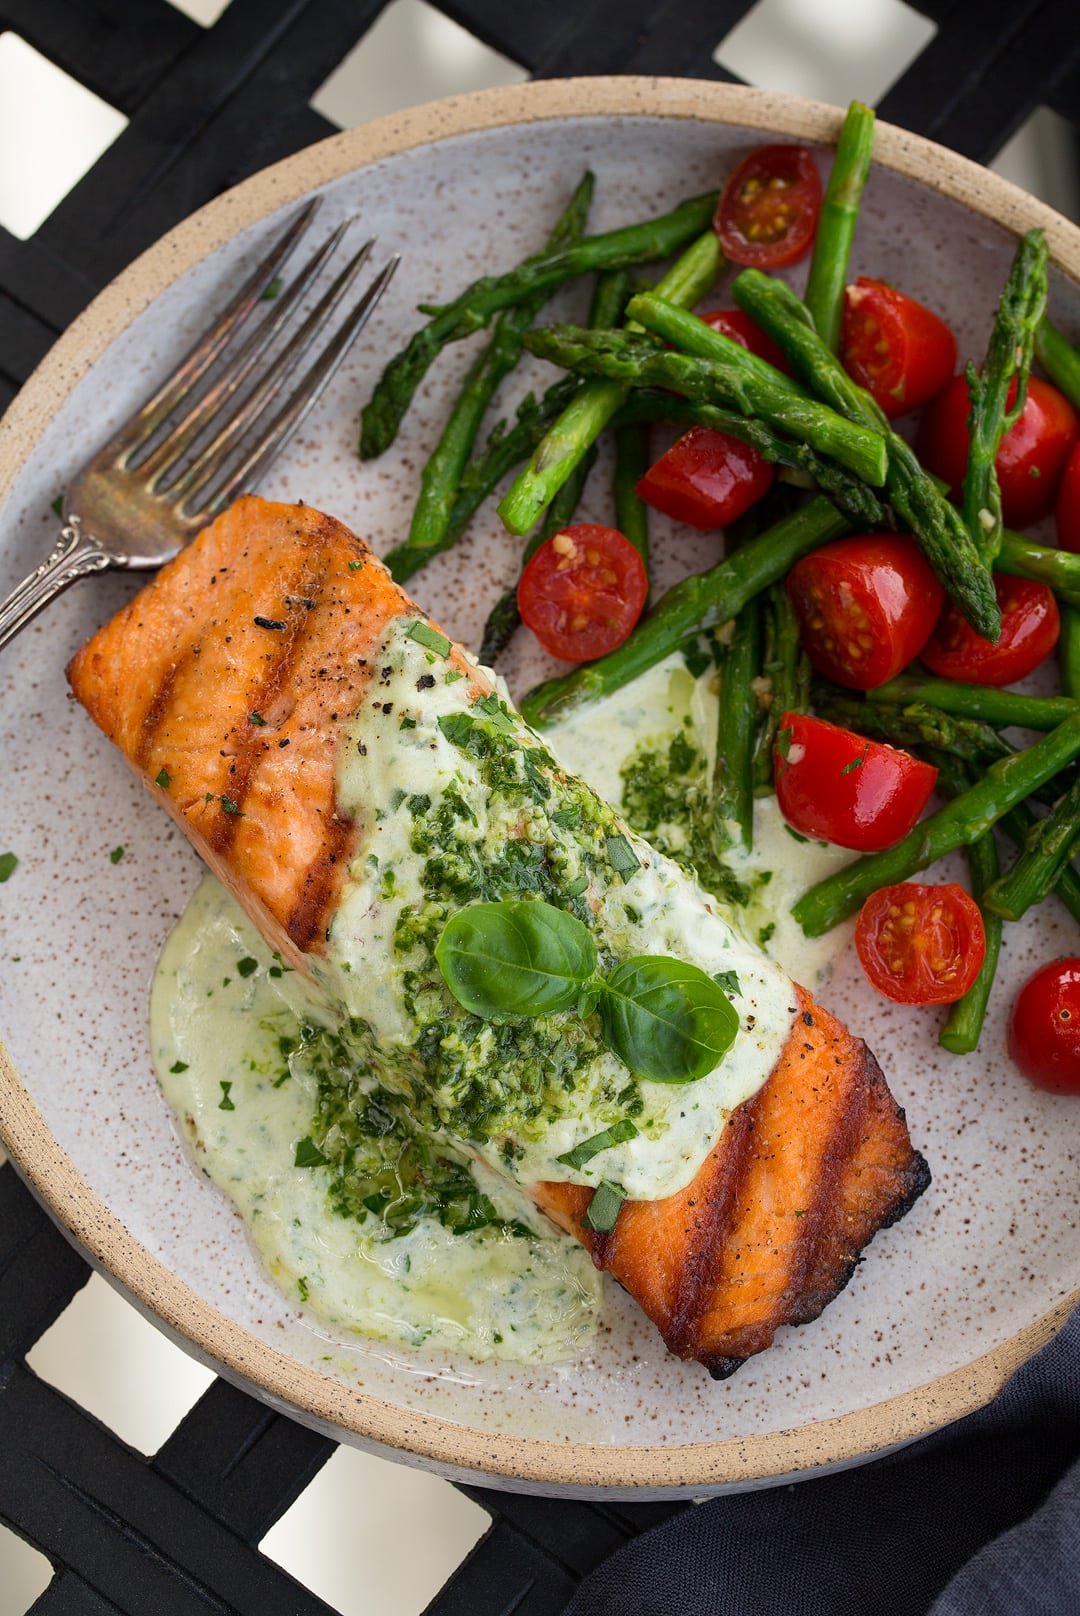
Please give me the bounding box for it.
[152,875,602,1361]
[547,652,857,990]
[151,631,856,1361]
[329,624,797,1201]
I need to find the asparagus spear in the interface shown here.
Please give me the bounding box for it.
[1034,317,1080,412]
[753,578,810,792]
[523,323,889,486]
[812,689,1013,772]
[868,674,1079,732]
[613,421,651,571]
[403,172,595,563]
[726,268,1001,641]
[930,752,1003,1056]
[791,712,1080,936]
[497,229,723,535]
[997,528,1080,607]
[1060,605,1080,699]
[360,190,719,460]
[1001,799,1080,927]
[519,496,849,728]
[983,771,1080,921]
[804,100,875,352]
[712,604,761,851]
[385,375,580,582]
[962,229,1048,563]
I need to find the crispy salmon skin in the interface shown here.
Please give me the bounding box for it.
[69,495,928,1375]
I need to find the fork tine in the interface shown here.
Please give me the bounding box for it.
[135,217,352,482]
[192,255,401,522]
[110,199,321,461]
[169,237,378,506]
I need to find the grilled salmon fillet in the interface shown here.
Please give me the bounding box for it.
[69,495,929,1376]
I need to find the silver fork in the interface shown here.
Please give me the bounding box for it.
[0,200,399,653]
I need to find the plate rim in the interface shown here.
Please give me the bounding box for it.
[2,75,1079,1493]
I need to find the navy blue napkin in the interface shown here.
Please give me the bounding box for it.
[561,1306,1080,1616]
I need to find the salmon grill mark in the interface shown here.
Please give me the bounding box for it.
[135,657,185,769]
[668,1097,761,1359]
[286,818,352,948]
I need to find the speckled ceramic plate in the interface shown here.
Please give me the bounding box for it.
[1,80,1079,1498]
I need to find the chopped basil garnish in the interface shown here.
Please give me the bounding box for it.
[218,1081,235,1111]
[841,743,870,775]
[169,1059,189,1073]
[155,769,171,789]
[557,1120,639,1170]
[712,969,740,997]
[585,1180,626,1233]
[404,621,451,658]
[109,846,125,864]
[220,796,243,816]
[249,712,267,726]
[261,275,283,300]
[606,833,640,879]
[294,1137,329,1168]
[236,957,258,978]
[0,852,18,883]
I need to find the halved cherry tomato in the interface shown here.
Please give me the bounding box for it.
[785,534,944,690]
[714,145,822,269]
[855,883,986,1005]
[634,425,774,531]
[917,373,1080,529]
[517,523,647,663]
[773,712,938,852]
[1008,959,1080,1093]
[920,574,1059,686]
[841,278,957,418]
[700,308,793,375]
[1054,439,1080,553]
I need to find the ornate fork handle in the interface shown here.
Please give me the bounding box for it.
[0,518,122,654]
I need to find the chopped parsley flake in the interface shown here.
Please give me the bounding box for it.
[584,1180,626,1233]
[445,669,464,683]
[404,621,451,658]
[109,846,125,864]
[841,743,870,775]
[236,957,258,978]
[712,969,741,997]
[249,712,267,726]
[261,275,283,300]
[220,796,244,816]
[557,1121,638,1171]
[155,769,171,789]
[218,1080,235,1111]
[0,852,17,883]
[169,1060,189,1073]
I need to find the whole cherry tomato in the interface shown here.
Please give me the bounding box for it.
[700,308,793,375]
[1054,439,1080,553]
[714,145,822,269]
[920,574,1059,686]
[841,278,957,418]
[634,425,774,531]
[1008,959,1080,1093]
[917,373,1080,529]
[517,523,648,663]
[773,712,938,852]
[855,882,986,1005]
[785,534,945,690]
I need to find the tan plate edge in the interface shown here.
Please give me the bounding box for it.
[2,77,1079,1492]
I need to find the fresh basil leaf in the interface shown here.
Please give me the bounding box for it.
[598,955,740,1084]
[435,898,598,1020]
[584,1180,626,1233]
[437,712,475,746]
[557,1120,639,1171]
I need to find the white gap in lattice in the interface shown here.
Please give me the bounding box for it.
[311,0,527,129]
[261,1442,489,1616]
[25,1272,215,1454]
[992,105,1080,223]
[0,31,128,240]
[163,0,234,24]
[713,0,937,109]
[0,1523,52,1614]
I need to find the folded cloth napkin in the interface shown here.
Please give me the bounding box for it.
[560,1305,1080,1616]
